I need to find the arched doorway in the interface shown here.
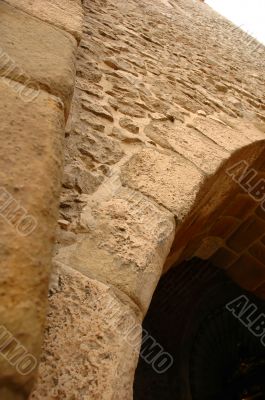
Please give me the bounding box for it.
[134,258,265,399]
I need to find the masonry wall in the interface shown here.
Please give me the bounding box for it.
[1,0,265,399]
[0,1,83,398]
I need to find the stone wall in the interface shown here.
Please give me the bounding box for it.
[1,0,265,398]
[0,1,83,398]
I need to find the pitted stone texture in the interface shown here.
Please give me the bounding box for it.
[121,148,204,220]
[144,119,230,174]
[30,265,142,400]
[78,130,124,165]
[55,187,175,313]
[0,1,76,116]
[4,0,83,41]
[188,116,264,152]
[0,80,64,396]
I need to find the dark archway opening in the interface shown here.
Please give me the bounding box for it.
[134,258,265,400]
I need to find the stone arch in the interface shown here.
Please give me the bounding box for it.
[165,139,265,299]
[133,139,265,400]
[27,0,265,397]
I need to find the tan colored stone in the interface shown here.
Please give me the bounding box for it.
[119,117,140,134]
[82,100,114,122]
[144,120,229,174]
[4,0,83,41]
[78,131,124,165]
[30,265,142,400]
[62,162,104,194]
[55,187,175,313]
[111,127,143,143]
[0,1,76,116]
[0,79,64,396]
[24,0,265,395]
[121,148,204,220]
[189,116,257,152]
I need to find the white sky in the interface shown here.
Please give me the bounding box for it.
[206,0,265,45]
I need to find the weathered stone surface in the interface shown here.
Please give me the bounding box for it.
[4,0,83,41]
[76,78,103,99]
[0,79,64,395]
[25,0,265,396]
[78,131,124,165]
[30,265,142,400]
[82,100,114,122]
[144,120,229,174]
[188,116,257,152]
[62,162,103,194]
[111,127,143,143]
[55,187,175,313]
[121,148,204,220]
[0,1,76,116]
[76,169,104,194]
[119,117,140,134]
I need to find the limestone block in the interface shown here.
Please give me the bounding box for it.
[0,79,64,396]
[30,265,142,400]
[78,130,124,165]
[0,2,76,116]
[55,187,175,313]
[4,0,83,41]
[121,148,204,221]
[145,120,230,175]
[189,116,259,152]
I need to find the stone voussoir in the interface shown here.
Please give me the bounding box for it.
[30,264,142,400]
[121,147,205,221]
[54,186,176,314]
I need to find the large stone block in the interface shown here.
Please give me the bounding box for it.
[144,120,229,174]
[0,79,64,396]
[4,0,83,41]
[55,186,175,313]
[30,265,142,400]
[189,116,257,152]
[121,148,204,221]
[0,1,76,116]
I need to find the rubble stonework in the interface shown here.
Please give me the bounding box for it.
[0,0,265,398]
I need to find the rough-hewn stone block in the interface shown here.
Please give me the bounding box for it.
[190,116,254,152]
[4,0,83,41]
[0,1,76,116]
[144,120,229,175]
[55,187,175,313]
[121,148,204,221]
[30,265,142,400]
[0,79,64,396]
